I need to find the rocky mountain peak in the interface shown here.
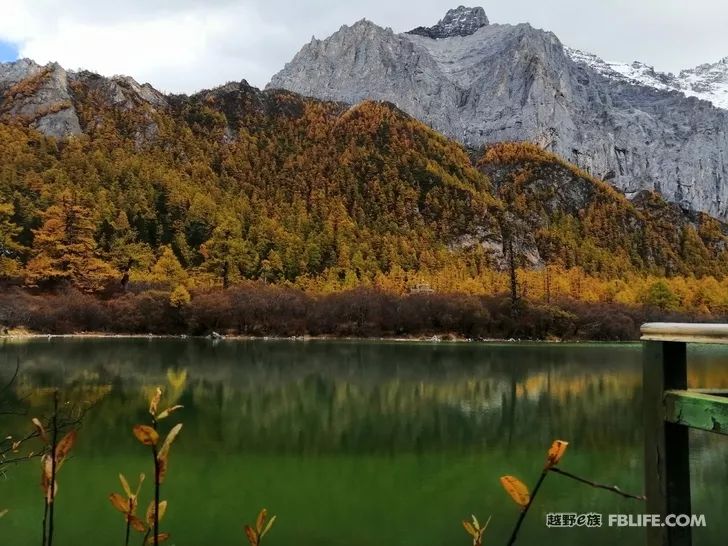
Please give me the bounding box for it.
[566,48,728,110]
[270,14,728,220]
[0,58,171,140]
[407,6,489,39]
[0,59,82,138]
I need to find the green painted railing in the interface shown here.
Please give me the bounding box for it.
[642,323,728,546]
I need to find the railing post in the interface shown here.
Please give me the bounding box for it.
[643,340,692,546]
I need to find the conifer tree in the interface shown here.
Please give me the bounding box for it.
[260,250,284,283]
[108,211,155,276]
[25,191,117,291]
[0,201,24,278]
[150,246,188,286]
[642,280,680,311]
[200,218,258,288]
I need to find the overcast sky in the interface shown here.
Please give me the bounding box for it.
[0,0,726,94]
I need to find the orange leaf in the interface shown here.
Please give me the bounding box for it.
[157,424,182,460]
[244,525,258,546]
[149,387,162,417]
[156,405,183,421]
[500,475,530,508]
[146,500,154,526]
[156,424,182,483]
[40,455,56,502]
[41,453,52,482]
[256,509,267,534]
[132,425,159,446]
[119,474,132,498]
[44,480,57,503]
[545,440,569,469]
[32,418,48,444]
[129,515,147,533]
[157,456,168,485]
[54,430,77,467]
[145,499,168,526]
[145,532,170,544]
[157,501,168,522]
[109,492,129,514]
[463,520,478,538]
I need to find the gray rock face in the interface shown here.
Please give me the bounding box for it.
[0,59,82,137]
[74,71,169,111]
[408,6,488,39]
[269,8,728,220]
[0,59,168,139]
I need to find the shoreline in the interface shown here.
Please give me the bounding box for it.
[0,330,632,343]
[0,285,682,344]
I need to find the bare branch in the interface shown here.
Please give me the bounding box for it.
[0,360,20,393]
[549,467,646,501]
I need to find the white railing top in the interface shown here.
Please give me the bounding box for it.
[641,322,728,344]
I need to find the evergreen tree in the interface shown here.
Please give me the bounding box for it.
[200,218,259,287]
[25,191,117,291]
[642,280,680,311]
[260,250,284,283]
[0,201,24,278]
[150,246,188,285]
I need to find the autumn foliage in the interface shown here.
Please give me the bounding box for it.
[1,81,728,334]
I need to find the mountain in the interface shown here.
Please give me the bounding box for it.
[0,59,83,137]
[0,59,499,289]
[479,142,728,278]
[0,59,167,139]
[408,5,489,39]
[1,56,727,296]
[268,6,728,221]
[566,48,728,111]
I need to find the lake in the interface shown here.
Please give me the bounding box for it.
[1,339,728,546]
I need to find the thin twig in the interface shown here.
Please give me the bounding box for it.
[0,409,30,416]
[47,391,59,546]
[1,360,20,393]
[1,453,44,465]
[507,470,548,546]
[549,467,646,501]
[2,392,89,463]
[0,360,28,416]
[152,417,159,546]
[125,507,131,546]
[1,429,40,458]
[41,497,48,546]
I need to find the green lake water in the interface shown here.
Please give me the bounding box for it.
[1,339,728,546]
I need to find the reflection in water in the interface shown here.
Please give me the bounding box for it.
[0,339,727,546]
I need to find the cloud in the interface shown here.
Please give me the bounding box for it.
[0,0,288,93]
[0,1,726,93]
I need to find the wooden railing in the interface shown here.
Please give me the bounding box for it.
[642,323,728,546]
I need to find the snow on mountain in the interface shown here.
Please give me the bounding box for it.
[566,48,728,110]
[678,58,728,110]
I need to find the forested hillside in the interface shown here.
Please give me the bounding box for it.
[479,142,728,278]
[1,79,500,291]
[1,68,728,337]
